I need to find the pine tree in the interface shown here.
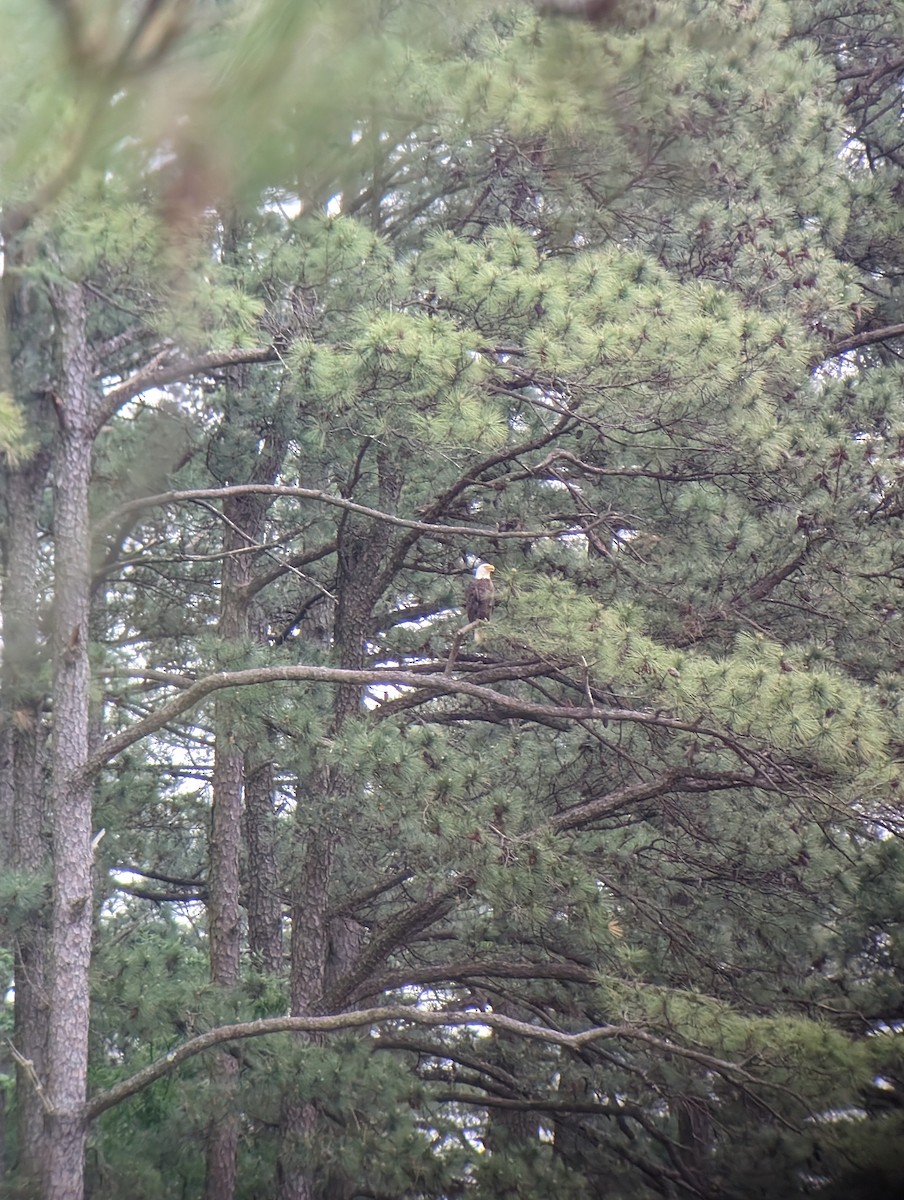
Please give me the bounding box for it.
[3,3,904,1199]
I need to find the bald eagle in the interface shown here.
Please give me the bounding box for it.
[465,563,496,635]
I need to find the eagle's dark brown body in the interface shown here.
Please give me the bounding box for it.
[465,565,496,623]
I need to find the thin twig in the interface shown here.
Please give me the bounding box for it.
[6,1040,53,1114]
[444,619,483,674]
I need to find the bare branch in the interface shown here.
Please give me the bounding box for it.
[331,869,415,917]
[548,770,758,833]
[444,619,483,673]
[6,1040,53,1114]
[101,483,575,543]
[822,322,904,361]
[354,958,598,1002]
[95,346,279,429]
[84,1005,758,1122]
[80,664,776,783]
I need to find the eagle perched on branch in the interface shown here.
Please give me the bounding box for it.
[466,563,496,639]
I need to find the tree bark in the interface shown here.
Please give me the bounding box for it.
[204,721,243,1200]
[0,238,54,1193]
[1,453,52,1189]
[280,798,344,1200]
[483,998,540,1187]
[44,281,94,1200]
[278,460,398,1200]
[204,495,254,1200]
[244,755,283,973]
[244,514,284,974]
[204,392,286,1199]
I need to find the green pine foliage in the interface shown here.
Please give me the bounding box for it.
[3,2,904,1199]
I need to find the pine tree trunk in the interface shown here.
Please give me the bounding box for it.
[204,497,253,1200]
[204,727,243,1200]
[278,484,396,1200]
[44,282,94,1200]
[483,998,540,1186]
[205,470,285,1198]
[1,455,52,1190]
[279,808,335,1200]
[244,542,283,973]
[244,755,283,973]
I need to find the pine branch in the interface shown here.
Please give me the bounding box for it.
[536,0,621,18]
[354,958,598,1002]
[5,3,192,241]
[79,664,778,784]
[240,540,337,604]
[111,863,205,888]
[370,659,563,722]
[101,482,575,544]
[674,541,824,649]
[378,412,576,585]
[95,346,280,429]
[823,322,904,360]
[324,884,465,1011]
[548,770,756,833]
[84,1005,760,1122]
[375,1036,524,1091]
[433,1091,633,1115]
[314,770,767,1009]
[527,447,746,484]
[0,124,98,240]
[330,869,415,918]
[113,881,206,902]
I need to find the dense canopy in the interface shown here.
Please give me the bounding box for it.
[1,2,904,1199]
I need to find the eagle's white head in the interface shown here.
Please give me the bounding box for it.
[475,563,496,579]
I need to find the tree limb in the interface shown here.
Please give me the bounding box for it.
[822,322,904,360]
[354,958,598,1002]
[84,1005,759,1122]
[548,770,759,833]
[101,482,576,543]
[95,346,280,430]
[80,664,776,783]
